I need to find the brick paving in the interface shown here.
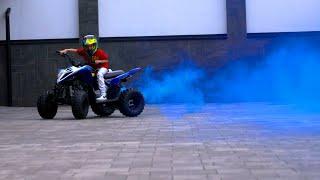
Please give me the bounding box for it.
[0,103,320,180]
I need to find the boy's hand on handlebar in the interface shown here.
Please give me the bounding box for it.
[57,48,77,56]
[59,49,68,55]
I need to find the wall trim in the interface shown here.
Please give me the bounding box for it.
[247,31,320,39]
[99,34,228,42]
[0,38,79,45]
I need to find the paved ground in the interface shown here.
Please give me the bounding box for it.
[0,103,320,180]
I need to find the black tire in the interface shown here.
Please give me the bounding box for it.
[37,92,58,119]
[71,90,89,119]
[91,103,115,117]
[118,89,145,117]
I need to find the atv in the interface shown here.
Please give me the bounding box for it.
[37,51,145,119]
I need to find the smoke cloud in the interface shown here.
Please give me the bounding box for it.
[136,39,320,111]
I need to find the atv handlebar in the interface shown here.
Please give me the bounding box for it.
[56,51,81,67]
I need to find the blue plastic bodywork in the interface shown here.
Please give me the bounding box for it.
[59,66,141,89]
[77,65,95,85]
[110,68,141,86]
[58,65,94,85]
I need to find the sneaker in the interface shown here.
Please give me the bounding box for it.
[96,95,107,103]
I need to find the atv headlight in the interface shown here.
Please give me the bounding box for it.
[57,69,64,79]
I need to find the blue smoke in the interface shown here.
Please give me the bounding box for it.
[211,39,320,110]
[137,39,320,111]
[138,61,206,105]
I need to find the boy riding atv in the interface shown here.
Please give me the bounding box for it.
[59,35,109,103]
[37,35,145,119]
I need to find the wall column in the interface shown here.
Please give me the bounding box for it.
[79,0,99,37]
[226,0,247,41]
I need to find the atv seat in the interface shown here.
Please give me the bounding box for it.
[104,70,124,79]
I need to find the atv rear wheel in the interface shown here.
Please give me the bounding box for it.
[118,89,144,117]
[91,103,115,117]
[37,92,58,119]
[71,90,89,119]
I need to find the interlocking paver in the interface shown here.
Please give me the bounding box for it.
[0,103,320,179]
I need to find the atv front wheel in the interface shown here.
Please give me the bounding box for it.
[71,90,89,119]
[118,89,144,117]
[91,103,115,117]
[37,92,58,119]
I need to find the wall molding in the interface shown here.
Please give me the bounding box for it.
[99,34,228,42]
[247,31,320,39]
[0,38,78,45]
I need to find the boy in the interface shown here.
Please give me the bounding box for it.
[59,35,109,103]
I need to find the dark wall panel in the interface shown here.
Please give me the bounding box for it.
[0,45,7,106]
[8,42,79,106]
[100,39,230,71]
[1,34,320,106]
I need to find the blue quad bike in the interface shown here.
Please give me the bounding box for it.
[37,51,145,119]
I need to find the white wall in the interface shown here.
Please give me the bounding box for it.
[246,0,320,33]
[0,0,79,40]
[99,0,226,37]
